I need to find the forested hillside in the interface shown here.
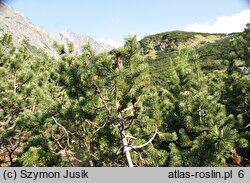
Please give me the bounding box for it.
[0,24,249,167]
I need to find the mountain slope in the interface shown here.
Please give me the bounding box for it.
[0,2,114,57]
[140,30,245,87]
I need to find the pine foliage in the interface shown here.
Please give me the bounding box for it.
[0,24,249,167]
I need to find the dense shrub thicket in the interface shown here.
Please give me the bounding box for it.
[0,24,249,167]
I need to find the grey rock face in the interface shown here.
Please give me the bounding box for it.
[0,2,114,57]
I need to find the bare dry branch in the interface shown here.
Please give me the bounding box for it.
[125,135,138,140]
[131,127,158,149]
[116,145,123,155]
[85,119,106,133]
[100,95,111,114]
[6,116,12,124]
[245,123,250,128]
[121,105,134,113]
[52,117,70,146]
[7,123,16,130]
[52,134,64,149]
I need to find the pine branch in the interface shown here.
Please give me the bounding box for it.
[124,98,141,130]
[13,72,17,94]
[91,83,111,115]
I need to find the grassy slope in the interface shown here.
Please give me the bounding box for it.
[140,31,244,86]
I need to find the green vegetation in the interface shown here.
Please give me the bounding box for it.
[0,24,249,167]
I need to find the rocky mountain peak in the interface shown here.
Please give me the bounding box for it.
[0,2,114,57]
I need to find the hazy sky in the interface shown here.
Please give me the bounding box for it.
[4,0,250,46]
